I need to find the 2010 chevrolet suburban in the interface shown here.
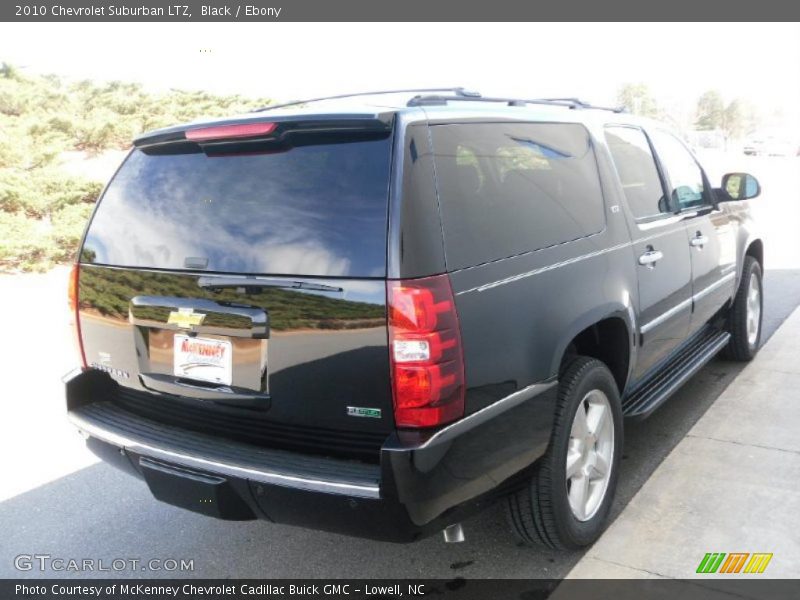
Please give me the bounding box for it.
[65,88,764,548]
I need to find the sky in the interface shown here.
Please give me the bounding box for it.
[1,22,798,129]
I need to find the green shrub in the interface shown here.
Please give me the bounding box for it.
[0,185,98,271]
[0,211,57,271]
[0,169,101,218]
[51,203,95,257]
[0,167,102,270]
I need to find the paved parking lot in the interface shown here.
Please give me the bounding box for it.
[1,155,798,579]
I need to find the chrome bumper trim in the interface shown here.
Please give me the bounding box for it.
[68,411,381,499]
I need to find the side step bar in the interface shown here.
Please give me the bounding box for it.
[622,327,731,419]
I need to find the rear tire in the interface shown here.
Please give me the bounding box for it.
[724,256,763,361]
[506,356,623,549]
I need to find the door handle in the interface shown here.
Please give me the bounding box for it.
[690,234,709,247]
[638,250,664,266]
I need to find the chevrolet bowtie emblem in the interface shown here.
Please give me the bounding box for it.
[167,308,206,329]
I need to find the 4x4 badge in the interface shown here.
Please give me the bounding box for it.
[167,308,206,329]
[347,406,382,419]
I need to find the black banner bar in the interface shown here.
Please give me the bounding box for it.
[4,579,800,600]
[3,0,800,21]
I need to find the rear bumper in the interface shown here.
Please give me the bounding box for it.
[66,370,557,542]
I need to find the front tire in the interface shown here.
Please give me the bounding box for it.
[506,357,623,549]
[724,256,763,361]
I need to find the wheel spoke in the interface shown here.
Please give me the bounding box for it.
[590,452,609,479]
[569,474,589,520]
[566,447,582,479]
[571,403,589,438]
[586,402,607,437]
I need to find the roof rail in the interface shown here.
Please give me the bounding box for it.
[406,94,625,113]
[539,97,593,108]
[253,87,481,112]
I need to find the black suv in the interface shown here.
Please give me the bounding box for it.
[65,89,764,549]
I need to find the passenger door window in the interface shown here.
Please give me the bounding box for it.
[604,126,668,220]
[648,130,710,211]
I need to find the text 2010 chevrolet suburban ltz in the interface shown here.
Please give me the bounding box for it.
[65,89,764,548]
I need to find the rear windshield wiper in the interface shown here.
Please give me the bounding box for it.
[197,276,343,293]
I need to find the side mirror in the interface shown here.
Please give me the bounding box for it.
[721,172,761,201]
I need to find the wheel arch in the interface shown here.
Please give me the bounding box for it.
[735,227,764,292]
[550,305,635,396]
[745,238,764,269]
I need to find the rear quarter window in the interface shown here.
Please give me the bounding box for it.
[431,122,605,270]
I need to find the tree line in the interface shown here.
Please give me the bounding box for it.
[616,83,760,143]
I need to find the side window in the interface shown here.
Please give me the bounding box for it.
[431,122,605,270]
[604,126,668,220]
[648,130,710,211]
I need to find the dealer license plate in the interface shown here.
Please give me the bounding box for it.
[173,334,233,386]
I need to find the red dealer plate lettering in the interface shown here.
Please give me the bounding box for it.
[173,334,233,386]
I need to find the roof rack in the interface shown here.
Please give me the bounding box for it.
[253,87,481,112]
[406,93,625,113]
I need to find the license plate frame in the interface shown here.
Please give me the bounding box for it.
[173,334,233,386]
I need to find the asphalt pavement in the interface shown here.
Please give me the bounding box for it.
[1,155,798,579]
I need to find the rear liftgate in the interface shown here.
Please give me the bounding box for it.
[129,295,270,518]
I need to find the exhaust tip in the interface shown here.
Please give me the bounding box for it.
[443,523,465,543]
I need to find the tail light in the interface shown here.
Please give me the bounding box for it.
[387,274,465,428]
[68,263,87,369]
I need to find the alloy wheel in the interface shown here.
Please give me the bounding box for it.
[566,389,615,521]
[746,273,761,346]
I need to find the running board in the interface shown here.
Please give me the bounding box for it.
[622,327,731,419]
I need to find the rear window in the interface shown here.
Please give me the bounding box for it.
[431,122,605,270]
[82,132,392,277]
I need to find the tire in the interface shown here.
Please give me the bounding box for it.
[506,356,623,549]
[723,256,763,361]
